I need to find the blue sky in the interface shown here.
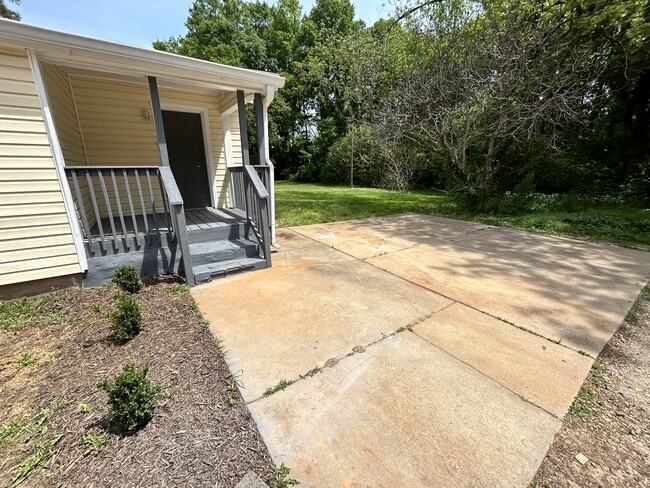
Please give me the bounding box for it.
[18,1,389,48]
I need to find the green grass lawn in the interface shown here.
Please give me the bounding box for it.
[275,182,650,251]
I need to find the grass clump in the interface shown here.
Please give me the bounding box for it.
[167,283,189,296]
[568,386,596,417]
[82,432,108,456]
[112,265,142,294]
[15,352,39,371]
[33,398,69,428]
[110,294,143,342]
[97,363,161,432]
[0,418,27,445]
[11,434,63,486]
[0,295,61,331]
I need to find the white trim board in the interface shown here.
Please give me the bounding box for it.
[27,49,88,272]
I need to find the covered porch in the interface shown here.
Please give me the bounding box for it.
[28,36,284,286]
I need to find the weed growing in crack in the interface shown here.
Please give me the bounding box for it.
[302,367,322,378]
[263,379,294,397]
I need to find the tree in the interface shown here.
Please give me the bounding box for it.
[0,0,20,20]
[375,0,598,207]
[154,0,311,177]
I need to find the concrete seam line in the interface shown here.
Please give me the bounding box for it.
[289,226,595,359]
[409,330,563,420]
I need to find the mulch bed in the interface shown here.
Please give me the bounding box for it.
[0,277,275,487]
[532,285,650,487]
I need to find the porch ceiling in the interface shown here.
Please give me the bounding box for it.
[62,66,232,97]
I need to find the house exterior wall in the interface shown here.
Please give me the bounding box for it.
[66,75,243,209]
[41,63,86,165]
[0,46,81,288]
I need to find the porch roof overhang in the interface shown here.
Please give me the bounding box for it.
[0,19,285,93]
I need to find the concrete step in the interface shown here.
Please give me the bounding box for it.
[187,221,250,244]
[189,238,259,267]
[193,257,267,283]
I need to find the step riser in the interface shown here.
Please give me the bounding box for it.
[194,259,267,283]
[188,223,250,244]
[191,245,260,267]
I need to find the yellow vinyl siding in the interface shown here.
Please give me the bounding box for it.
[70,75,160,166]
[68,75,163,221]
[68,74,237,208]
[41,63,86,165]
[0,47,81,287]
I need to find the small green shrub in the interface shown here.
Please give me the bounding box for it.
[110,294,143,342]
[97,363,161,432]
[112,265,142,294]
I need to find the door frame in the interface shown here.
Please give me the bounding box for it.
[161,103,216,208]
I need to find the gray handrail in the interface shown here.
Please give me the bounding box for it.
[64,165,195,286]
[158,166,194,286]
[244,165,269,198]
[228,165,271,267]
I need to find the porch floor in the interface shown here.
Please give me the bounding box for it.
[88,207,246,239]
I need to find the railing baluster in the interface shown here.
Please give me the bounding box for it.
[110,168,129,251]
[123,169,139,248]
[69,169,94,256]
[145,169,160,243]
[85,171,106,253]
[134,169,151,246]
[98,170,118,251]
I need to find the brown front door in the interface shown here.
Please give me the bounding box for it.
[162,110,211,209]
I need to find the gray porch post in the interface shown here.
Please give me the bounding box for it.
[236,90,251,165]
[148,76,194,286]
[148,76,170,167]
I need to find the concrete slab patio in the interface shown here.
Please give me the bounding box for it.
[191,214,650,487]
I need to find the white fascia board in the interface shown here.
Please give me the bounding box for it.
[0,19,285,91]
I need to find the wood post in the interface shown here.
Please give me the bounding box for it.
[148,76,170,167]
[236,90,251,165]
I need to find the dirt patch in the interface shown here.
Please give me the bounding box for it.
[532,284,650,487]
[0,277,275,487]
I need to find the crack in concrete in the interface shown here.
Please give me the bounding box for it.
[246,312,441,406]
[289,227,594,358]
